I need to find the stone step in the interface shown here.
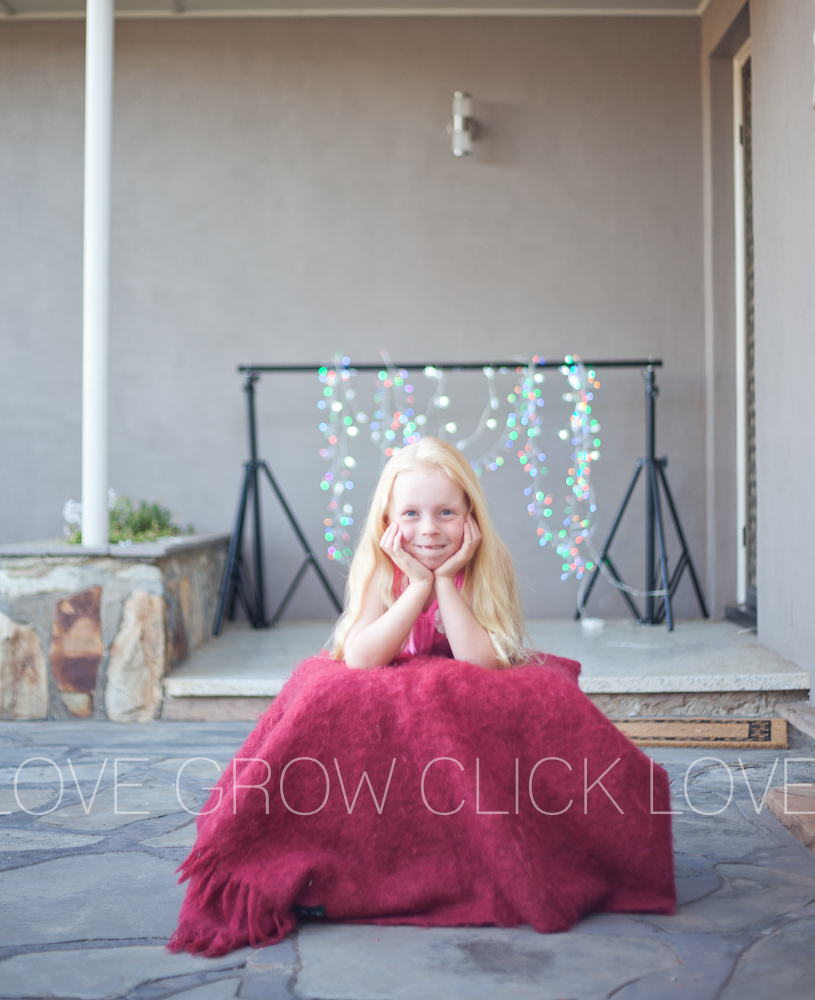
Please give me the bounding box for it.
[766,784,815,857]
[775,701,815,741]
[162,694,275,721]
[161,691,810,723]
[161,618,811,722]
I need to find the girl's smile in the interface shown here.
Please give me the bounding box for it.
[388,469,468,570]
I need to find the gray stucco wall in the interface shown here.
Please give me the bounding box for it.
[750,0,815,686]
[0,16,706,620]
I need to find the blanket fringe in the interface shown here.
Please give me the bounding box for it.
[168,849,296,956]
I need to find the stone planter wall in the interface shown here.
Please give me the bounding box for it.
[0,534,228,722]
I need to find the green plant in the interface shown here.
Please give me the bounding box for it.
[64,494,192,545]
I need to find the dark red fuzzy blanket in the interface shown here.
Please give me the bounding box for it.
[169,652,675,956]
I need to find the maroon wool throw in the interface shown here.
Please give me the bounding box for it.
[169,652,676,956]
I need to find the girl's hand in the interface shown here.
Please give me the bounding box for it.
[379,522,433,586]
[435,514,482,579]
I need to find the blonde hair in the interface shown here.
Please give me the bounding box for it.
[331,437,527,666]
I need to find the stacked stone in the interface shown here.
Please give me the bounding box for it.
[0,535,227,722]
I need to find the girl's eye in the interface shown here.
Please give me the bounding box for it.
[403,510,418,517]
[441,509,454,516]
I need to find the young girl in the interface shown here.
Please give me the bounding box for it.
[170,437,677,958]
[331,436,527,670]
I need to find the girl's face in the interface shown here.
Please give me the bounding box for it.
[387,468,469,571]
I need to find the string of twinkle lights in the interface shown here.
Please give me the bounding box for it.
[317,355,359,564]
[554,360,601,582]
[317,355,601,582]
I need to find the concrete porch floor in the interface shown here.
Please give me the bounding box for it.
[163,618,811,721]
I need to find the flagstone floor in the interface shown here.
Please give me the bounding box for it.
[1,720,814,1000]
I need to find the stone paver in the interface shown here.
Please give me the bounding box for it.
[171,980,243,1000]
[0,853,184,945]
[296,924,680,1000]
[0,947,249,999]
[666,795,781,856]
[0,720,813,1000]
[139,820,197,848]
[0,787,59,813]
[0,828,104,851]
[642,862,815,933]
[37,774,200,831]
[718,914,815,1000]
[610,934,740,1000]
[150,756,230,780]
[1,760,133,784]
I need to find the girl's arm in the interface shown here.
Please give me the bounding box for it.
[434,517,503,670]
[343,525,433,669]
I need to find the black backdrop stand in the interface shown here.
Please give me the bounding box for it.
[214,358,708,636]
[575,365,709,630]
[213,370,343,635]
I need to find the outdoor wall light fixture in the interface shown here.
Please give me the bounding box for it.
[448,91,477,156]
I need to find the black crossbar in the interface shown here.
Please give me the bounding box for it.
[238,359,663,373]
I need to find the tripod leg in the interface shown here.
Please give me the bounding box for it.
[603,556,642,620]
[214,462,256,635]
[305,554,344,614]
[260,462,343,613]
[237,473,266,626]
[667,552,689,601]
[270,557,312,625]
[575,565,601,618]
[226,552,240,621]
[236,480,266,627]
[649,462,673,630]
[228,551,257,623]
[575,461,643,619]
[234,557,262,626]
[656,463,710,618]
[250,463,267,628]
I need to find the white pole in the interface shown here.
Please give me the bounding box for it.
[81,0,114,549]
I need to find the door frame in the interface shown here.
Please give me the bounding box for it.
[733,36,751,605]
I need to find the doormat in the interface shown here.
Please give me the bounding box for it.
[612,716,788,749]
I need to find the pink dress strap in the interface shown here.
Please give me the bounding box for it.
[394,569,466,657]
